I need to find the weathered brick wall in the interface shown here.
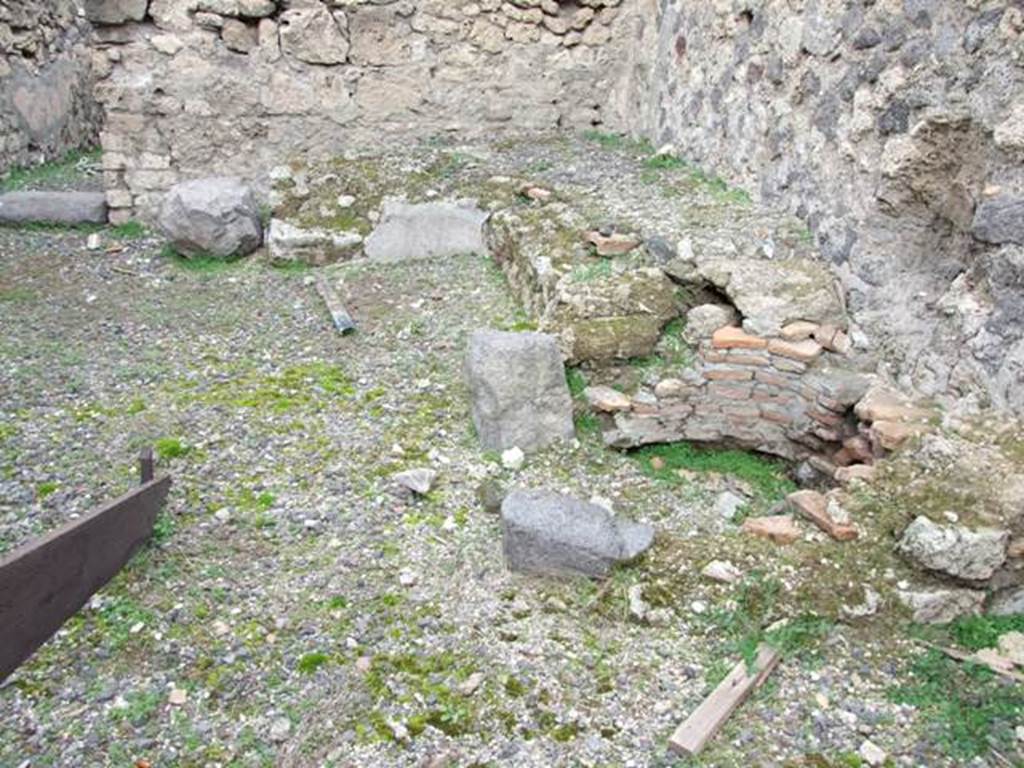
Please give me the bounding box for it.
[0,1,100,173]
[604,324,882,478]
[89,0,631,222]
[618,0,1024,416]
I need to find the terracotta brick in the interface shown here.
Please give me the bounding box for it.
[817,393,847,413]
[768,338,824,362]
[813,324,852,354]
[742,515,801,545]
[780,321,819,341]
[712,326,768,350]
[834,464,876,484]
[786,490,858,542]
[725,351,771,366]
[708,382,753,400]
[755,370,798,389]
[813,426,843,443]
[702,350,729,364]
[808,406,844,427]
[871,420,928,450]
[704,366,753,382]
[771,356,808,373]
[760,405,793,425]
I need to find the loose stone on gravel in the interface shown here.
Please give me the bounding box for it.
[158,176,263,258]
[465,329,574,452]
[501,489,654,578]
[392,468,438,496]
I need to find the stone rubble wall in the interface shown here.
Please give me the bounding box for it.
[89,0,631,223]
[0,1,101,173]
[618,0,1024,416]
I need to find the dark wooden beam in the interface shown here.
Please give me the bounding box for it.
[0,472,171,682]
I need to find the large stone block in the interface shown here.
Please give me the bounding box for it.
[365,200,488,263]
[0,192,107,225]
[465,330,574,452]
[501,489,655,579]
[279,7,349,65]
[158,177,262,259]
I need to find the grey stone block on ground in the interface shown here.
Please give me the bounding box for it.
[465,329,574,452]
[501,488,655,579]
[365,199,488,262]
[158,177,263,259]
[0,191,107,225]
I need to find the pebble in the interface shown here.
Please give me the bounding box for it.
[167,687,187,706]
[501,446,525,470]
[858,739,887,766]
[269,717,291,743]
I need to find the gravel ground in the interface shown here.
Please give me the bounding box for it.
[0,135,1014,768]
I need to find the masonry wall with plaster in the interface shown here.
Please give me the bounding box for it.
[0,1,100,172]
[88,0,632,221]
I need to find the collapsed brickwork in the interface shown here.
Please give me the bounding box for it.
[618,0,1024,416]
[88,0,632,222]
[0,1,101,172]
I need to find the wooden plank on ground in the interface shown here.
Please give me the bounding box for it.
[0,475,171,681]
[315,274,356,334]
[668,643,782,757]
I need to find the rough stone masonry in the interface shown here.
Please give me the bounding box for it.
[88,0,632,221]
[618,0,1024,416]
[0,0,101,172]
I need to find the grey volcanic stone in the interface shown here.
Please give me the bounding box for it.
[84,0,148,24]
[501,489,655,578]
[897,587,985,624]
[988,585,1024,616]
[897,516,1009,581]
[365,200,488,262]
[158,177,262,259]
[0,191,107,225]
[972,196,1024,245]
[464,330,574,452]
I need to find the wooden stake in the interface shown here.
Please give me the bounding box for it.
[668,643,781,757]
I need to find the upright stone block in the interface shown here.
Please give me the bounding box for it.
[465,330,574,452]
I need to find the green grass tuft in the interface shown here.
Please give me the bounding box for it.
[36,481,59,499]
[890,648,1024,759]
[297,651,330,674]
[0,147,101,193]
[160,244,241,273]
[155,437,190,460]
[949,614,1024,651]
[110,220,147,240]
[633,441,796,508]
[565,368,588,399]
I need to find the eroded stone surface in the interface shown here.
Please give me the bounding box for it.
[464,330,574,453]
[0,191,106,225]
[158,177,263,259]
[266,219,362,266]
[897,516,1009,581]
[501,488,654,579]
[365,200,488,263]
